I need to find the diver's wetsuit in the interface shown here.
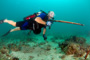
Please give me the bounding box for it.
[16,13,48,34]
[16,18,35,30]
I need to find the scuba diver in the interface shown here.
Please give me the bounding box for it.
[0,10,55,40]
[0,10,84,40]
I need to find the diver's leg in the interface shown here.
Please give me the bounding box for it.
[2,27,21,36]
[10,27,21,32]
[4,19,16,26]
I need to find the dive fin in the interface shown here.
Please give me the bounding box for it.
[0,19,4,24]
[2,29,11,37]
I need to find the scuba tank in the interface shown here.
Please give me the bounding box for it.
[24,10,46,21]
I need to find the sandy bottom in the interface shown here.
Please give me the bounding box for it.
[0,32,90,60]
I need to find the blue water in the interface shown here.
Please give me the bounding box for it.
[0,0,90,36]
[0,0,90,60]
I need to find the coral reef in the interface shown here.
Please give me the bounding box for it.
[0,35,90,60]
[59,36,90,59]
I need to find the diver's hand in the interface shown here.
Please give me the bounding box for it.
[46,21,52,26]
[46,21,52,29]
[43,34,47,40]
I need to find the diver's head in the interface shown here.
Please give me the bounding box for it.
[48,11,55,19]
[33,29,41,34]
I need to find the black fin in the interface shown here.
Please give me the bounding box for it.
[2,29,11,37]
[0,20,4,24]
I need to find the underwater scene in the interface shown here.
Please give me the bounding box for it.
[0,0,90,60]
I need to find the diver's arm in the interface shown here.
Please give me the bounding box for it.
[43,28,47,40]
[35,17,46,25]
[43,28,46,34]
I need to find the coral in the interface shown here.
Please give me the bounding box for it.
[66,36,86,44]
[60,42,86,57]
[59,36,89,57]
[0,47,9,54]
[65,43,80,55]
[61,55,66,59]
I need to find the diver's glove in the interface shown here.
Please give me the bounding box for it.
[43,34,47,40]
[46,21,52,26]
[46,21,52,29]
